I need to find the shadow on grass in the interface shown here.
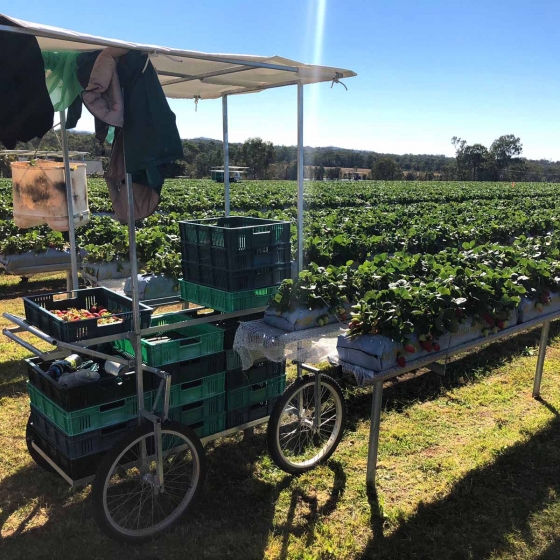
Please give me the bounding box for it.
[0,427,346,560]
[0,276,67,301]
[0,358,28,397]
[360,413,560,560]
[342,321,560,432]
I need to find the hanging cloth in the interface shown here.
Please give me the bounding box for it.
[0,16,54,148]
[41,51,83,112]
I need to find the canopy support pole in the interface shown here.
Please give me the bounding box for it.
[125,170,145,422]
[59,110,79,290]
[297,83,304,273]
[223,95,230,217]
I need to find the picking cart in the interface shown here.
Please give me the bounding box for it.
[0,13,355,543]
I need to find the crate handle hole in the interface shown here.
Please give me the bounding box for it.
[99,399,126,412]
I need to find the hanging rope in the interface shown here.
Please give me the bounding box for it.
[194,95,200,112]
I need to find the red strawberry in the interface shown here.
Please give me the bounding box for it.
[497,320,505,329]
[423,341,433,352]
[454,308,463,317]
[433,342,441,352]
[404,343,415,354]
[397,356,406,367]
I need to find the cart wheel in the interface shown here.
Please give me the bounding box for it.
[267,374,346,474]
[91,421,205,543]
[26,417,55,473]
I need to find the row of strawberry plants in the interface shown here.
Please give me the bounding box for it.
[268,237,560,344]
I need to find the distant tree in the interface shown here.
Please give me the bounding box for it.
[241,137,275,179]
[313,165,325,180]
[451,136,469,179]
[490,135,523,169]
[326,167,341,180]
[372,157,401,180]
[463,143,489,180]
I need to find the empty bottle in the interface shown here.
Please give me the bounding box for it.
[46,354,83,381]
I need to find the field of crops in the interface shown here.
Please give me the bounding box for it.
[2,178,560,273]
[3,179,560,558]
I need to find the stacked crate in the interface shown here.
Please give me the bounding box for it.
[113,312,228,438]
[178,217,290,428]
[25,357,148,480]
[178,217,292,312]
[215,314,286,428]
[22,287,155,479]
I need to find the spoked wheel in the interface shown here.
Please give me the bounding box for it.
[267,374,346,474]
[26,416,54,473]
[92,421,205,543]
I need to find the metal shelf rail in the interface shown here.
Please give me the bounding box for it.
[332,310,560,491]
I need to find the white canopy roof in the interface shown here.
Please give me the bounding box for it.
[0,13,357,100]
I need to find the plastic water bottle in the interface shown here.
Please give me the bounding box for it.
[46,354,83,380]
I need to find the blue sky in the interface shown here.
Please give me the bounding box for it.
[6,0,560,159]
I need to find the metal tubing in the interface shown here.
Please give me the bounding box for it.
[313,371,322,430]
[155,418,164,488]
[31,442,74,486]
[3,329,45,356]
[366,380,384,489]
[59,111,79,290]
[139,306,267,336]
[533,320,550,398]
[125,172,146,421]
[296,83,304,273]
[163,373,171,421]
[160,65,254,86]
[223,95,230,216]
[56,342,130,365]
[3,313,57,344]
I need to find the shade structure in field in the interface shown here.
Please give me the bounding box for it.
[0,13,356,99]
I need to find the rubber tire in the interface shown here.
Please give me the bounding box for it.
[267,374,346,475]
[91,421,205,544]
[26,417,55,473]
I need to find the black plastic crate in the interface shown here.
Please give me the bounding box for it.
[23,287,153,343]
[179,217,291,253]
[214,313,264,349]
[30,405,136,460]
[25,356,141,412]
[226,398,278,429]
[27,423,105,480]
[154,351,227,388]
[193,242,292,270]
[182,262,291,292]
[226,360,286,390]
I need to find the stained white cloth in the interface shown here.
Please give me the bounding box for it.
[233,320,344,370]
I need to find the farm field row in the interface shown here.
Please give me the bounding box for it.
[2,179,560,275]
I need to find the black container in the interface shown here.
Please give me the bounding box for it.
[27,422,105,480]
[25,356,141,412]
[226,360,286,390]
[214,312,264,350]
[30,406,136,460]
[23,287,153,343]
[226,398,278,429]
[181,262,292,292]
[156,351,227,388]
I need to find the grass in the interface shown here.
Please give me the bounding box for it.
[1,273,560,559]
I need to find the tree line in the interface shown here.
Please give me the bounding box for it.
[2,131,560,182]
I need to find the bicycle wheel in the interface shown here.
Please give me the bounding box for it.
[267,374,346,474]
[26,416,54,473]
[91,421,205,543]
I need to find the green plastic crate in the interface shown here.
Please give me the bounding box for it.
[167,394,226,426]
[226,349,242,371]
[179,279,277,312]
[226,375,286,411]
[114,312,224,367]
[151,372,226,411]
[27,381,147,436]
